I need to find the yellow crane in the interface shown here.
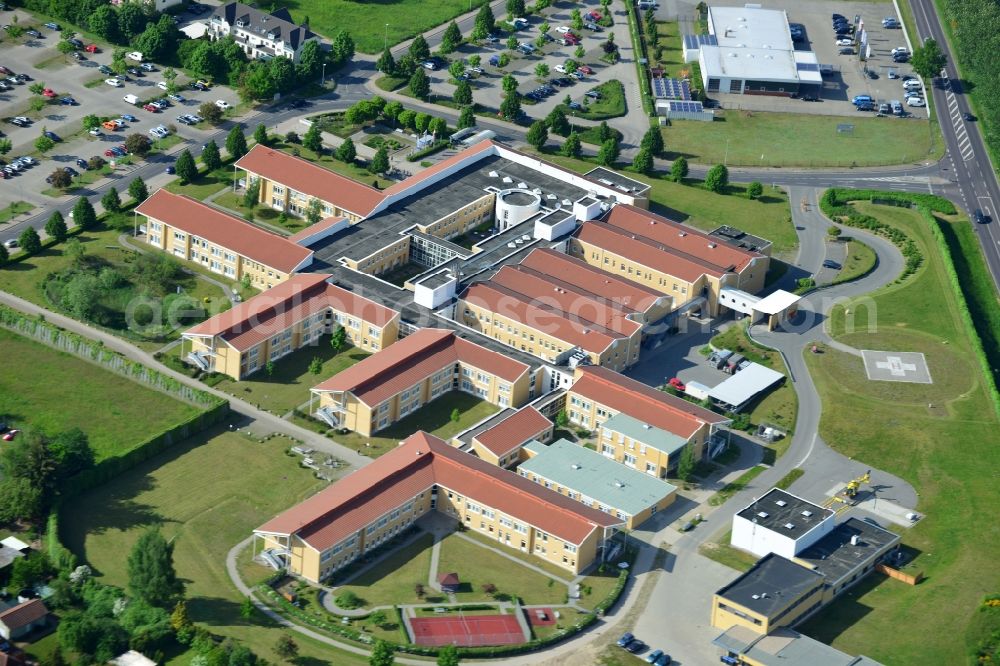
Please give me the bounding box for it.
[844,470,871,499]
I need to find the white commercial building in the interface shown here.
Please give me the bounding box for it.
[208,3,318,63]
[731,489,836,559]
[694,5,822,96]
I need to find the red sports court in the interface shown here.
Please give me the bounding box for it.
[409,613,525,647]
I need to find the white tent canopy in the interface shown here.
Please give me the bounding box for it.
[709,363,785,410]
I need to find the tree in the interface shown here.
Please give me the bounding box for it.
[73,197,98,230]
[199,102,223,125]
[910,38,947,79]
[441,21,463,54]
[297,40,324,81]
[458,106,476,129]
[571,8,584,31]
[414,113,431,133]
[35,134,55,155]
[45,211,67,243]
[254,123,269,147]
[117,2,148,41]
[170,601,192,634]
[9,552,50,592]
[448,60,466,82]
[0,244,7,268]
[746,181,763,200]
[632,147,653,174]
[308,357,323,375]
[369,146,390,175]
[449,407,462,423]
[226,125,248,159]
[127,526,183,607]
[88,4,119,42]
[500,93,521,120]
[562,132,582,158]
[501,73,518,95]
[29,82,45,96]
[101,187,122,214]
[240,61,277,102]
[574,45,586,59]
[526,120,548,150]
[48,168,72,190]
[670,156,688,181]
[129,177,149,203]
[429,117,448,138]
[705,164,729,193]
[468,54,482,69]
[475,4,496,38]
[414,583,426,599]
[330,29,356,67]
[201,140,221,172]
[18,226,41,255]
[507,0,526,18]
[286,131,301,144]
[597,138,619,166]
[454,79,473,106]
[369,609,388,628]
[330,326,347,352]
[498,53,510,68]
[640,126,664,155]
[306,197,323,225]
[267,56,297,95]
[597,120,614,143]
[481,582,498,596]
[111,48,128,75]
[0,478,43,522]
[239,596,255,619]
[409,34,431,62]
[175,150,197,184]
[377,47,396,76]
[243,179,260,210]
[535,35,547,50]
[266,360,275,377]
[303,121,323,154]
[88,156,106,171]
[437,645,460,666]
[506,35,519,51]
[275,634,299,662]
[134,15,181,63]
[409,67,430,100]
[162,67,178,93]
[540,21,551,34]
[28,97,46,114]
[677,443,695,481]
[81,114,101,132]
[398,110,416,129]
[336,138,357,163]
[369,641,395,666]
[546,107,571,136]
[535,62,550,79]
[124,133,152,157]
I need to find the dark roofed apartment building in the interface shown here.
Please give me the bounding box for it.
[209,2,317,62]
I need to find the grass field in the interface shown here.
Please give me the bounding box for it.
[0,201,34,224]
[707,465,766,507]
[832,237,877,284]
[0,329,202,461]
[58,428,373,664]
[279,0,490,53]
[661,110,941,167]
[567,81,627,120]
[533,151,797,254]
[329,392,500,457]
[328,533,436,608]
[212,340,369,415]
[699,529,759,572]
[796,203,1000,663]
[164,163,239,200]
[212,190,306,234]
[436,533,568,605]
[270,140,378,184]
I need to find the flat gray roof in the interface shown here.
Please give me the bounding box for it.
[735,488,833,533]
[715,627,885,666]
[583,167,651,195]
[709,363,785,409]
[601,412,688,458]
[715,553,825,617]
[519,438,676,517]
[709,225,772,253]
[796,517,901,585]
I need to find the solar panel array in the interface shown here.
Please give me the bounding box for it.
[667,100,706,113]
[683,33,718,49]
[796,62,820,72]
[652,78,691,100]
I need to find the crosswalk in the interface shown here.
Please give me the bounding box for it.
[941,73,975,161]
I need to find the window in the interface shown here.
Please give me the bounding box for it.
[624,453,636,468]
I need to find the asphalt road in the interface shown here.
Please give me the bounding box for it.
[908,0,1000,286]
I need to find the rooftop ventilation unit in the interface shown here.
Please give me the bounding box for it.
[502,176,513,183]
[679,231,687,237]
[532,188,542,195]
[614,480,625,488]
[571,464,581,470]
[488,170,499,178]
[801,510,813,517]
[757,511,769,519]
[521,234,531,241]
[598,178,614,186]
[547,193,558,200]
[708,242,717,248]
[517,182,528,188]
[507,242,517,249]
[562,199,573,207]
[775,500,787,507]
[783,522,795,530]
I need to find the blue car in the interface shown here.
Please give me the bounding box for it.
[121,114,137,122]
[43,130,61,142]
[616,632,634,648]
[59,96,76,105]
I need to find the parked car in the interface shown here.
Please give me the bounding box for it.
[88,128,103,136]
[75,157,89,170]
[2,429,20,442]
[168,93,185,102]
[43,21,60,30]
[70,51,84,61]
[646,649,664,664]
[882,17,901,28]
[25,28,40,38]
[99,64,113,74]
[616,633,635,648]
[839,47,855,55]
[822,259,842,269]
[165,165,175,174]
[836,38,853,46]
[85,43,99,53]
[906,96,925,107]
[41,87,56,97]
[44,130,61,141]
[973,208,991,224]
[59,96,77,105]
[965,112,976,121]
[891,47,909,56]
[143,103,159,112]
[127,66,143,77]
[140,62,156,72]
[126,51,143,61]
[625,639,647,654]
[578,64,594,75]
[667,377,686,391]
[556,25,571,33]
[215,99,230,110]
[105,78,123,87]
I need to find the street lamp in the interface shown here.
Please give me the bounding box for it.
[384,24,389,51]
[321,62,326,85]
[724,138,730,166]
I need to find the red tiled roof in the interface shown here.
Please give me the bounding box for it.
[460,282,620,356]
[519,248,665,314]
[474,406,552,457]
[312,329,528,406]
[438,572,460,585]
[287,216,348,243]
[136,189,312,274]
[0,599,47,631]
[571,366,727,439]
[490,265,642,336]
[257,432,621,550]
[235,144,387,217]
[184,274,397,352]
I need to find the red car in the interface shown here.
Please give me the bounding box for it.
[587,10,602,20]
[668,377,686,392]
[143,103,159,112]
[2,429,20,442]
[563,33,580,45]
[578,64,594,75]
[104,148,116,157]
[42,88,57,97]
[84,44,100,53]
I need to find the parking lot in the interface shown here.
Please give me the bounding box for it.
[421,0,636,121]
[0,6,240,203]
[703,0,927,119]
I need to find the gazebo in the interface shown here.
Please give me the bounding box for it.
[437,572,460,593]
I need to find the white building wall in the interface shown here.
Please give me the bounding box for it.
[731,513,837,559]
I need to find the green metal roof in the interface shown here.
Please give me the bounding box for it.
[601,412,688,458]
[519,439,676,517]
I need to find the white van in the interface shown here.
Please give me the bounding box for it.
[126,51,143,62]
[123,94,139,105]
[903,80,922,91]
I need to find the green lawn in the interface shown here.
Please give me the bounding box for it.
[436,533,568,605]
[535,151,797,254]
[270,140,377,183]
[212,190,307,234]
[661,110,941,167]
[707,465,766,507]
[698,529,758,573]
[328,533,435,608]
[280,0,491,53]
[213,341,370,416]
[0,201,34,223]
[832,236,877,284]
[567,81,627,120]
[59,429,373,664]
[330,391,501,457]
[164,163,239,200]
[796,203,1000,663]
[0,329,202,461]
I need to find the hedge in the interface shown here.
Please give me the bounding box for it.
[822,188,956,215]
[921,209,1000,419]
[46,512,78,572]
[406,139,449,162]
[624,3,654,116]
